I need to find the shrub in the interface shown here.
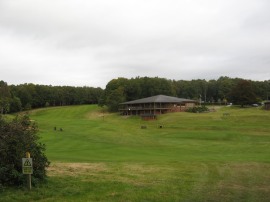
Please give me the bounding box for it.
[0,114,50,187]
[186,105,209,113]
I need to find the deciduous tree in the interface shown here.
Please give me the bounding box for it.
[0,114,50,187]
[228,80,258,107]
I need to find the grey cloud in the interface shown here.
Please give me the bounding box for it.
[0,0,269,88]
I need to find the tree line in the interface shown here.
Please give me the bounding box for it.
[0,81,103,114]
[102,76,270,111]
[1,76,270,113]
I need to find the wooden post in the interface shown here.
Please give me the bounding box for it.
[26,152,31,190]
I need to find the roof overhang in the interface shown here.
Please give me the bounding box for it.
[120,95,197,105]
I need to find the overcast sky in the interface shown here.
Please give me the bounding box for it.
[1,0,270,88]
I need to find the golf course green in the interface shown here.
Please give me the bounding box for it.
[1,105,270,201]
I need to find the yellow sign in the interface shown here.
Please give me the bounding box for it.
[23,167,33,174]
[22,158,33,174]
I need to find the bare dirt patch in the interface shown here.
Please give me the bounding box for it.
[48,162,108,176]
[47,162,170,187]
[84,111,111,120]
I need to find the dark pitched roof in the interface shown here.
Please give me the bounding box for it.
[120,95,196,104]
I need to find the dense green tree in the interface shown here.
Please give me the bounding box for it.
[0,81,11,114]
[139,77,174,98]
[104,78,128,111]
[125,78,142,101]
[0,114,50,187]
[190,79,208,101]
[9,96,22,113]
[207,79,218,102]
[106,87,126,112]
[253,80,270,101]
[12,84,33,110]
[266,80,270,100]
[228,80,258,107]
[174,80,191,98]
[216,76,236,101]
[105,78,129,94]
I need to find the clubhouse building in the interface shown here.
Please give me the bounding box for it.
[119,95,197,118]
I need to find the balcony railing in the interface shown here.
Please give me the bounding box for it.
[119,106,176,110]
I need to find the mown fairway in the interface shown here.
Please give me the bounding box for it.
[1,105,270,201]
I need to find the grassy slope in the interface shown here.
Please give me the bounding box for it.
[34,105,270,163]
[1,105,270,201]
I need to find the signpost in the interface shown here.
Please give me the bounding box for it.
[22,152,32,190]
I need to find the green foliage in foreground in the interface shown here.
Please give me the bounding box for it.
[1,105,270,201]
[0,114,49,187]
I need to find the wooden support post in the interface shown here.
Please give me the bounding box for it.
[26,152,32,190]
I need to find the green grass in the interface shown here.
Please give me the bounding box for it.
[1,105,270,201]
